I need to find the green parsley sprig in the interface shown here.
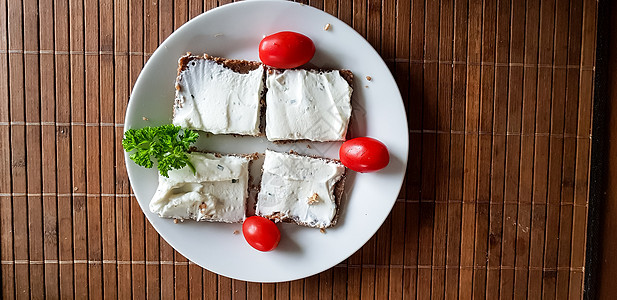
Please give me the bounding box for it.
[122,124,199,177]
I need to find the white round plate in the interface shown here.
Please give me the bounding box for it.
[125,0,408,283]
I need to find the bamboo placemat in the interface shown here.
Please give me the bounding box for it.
[0,0,598,298]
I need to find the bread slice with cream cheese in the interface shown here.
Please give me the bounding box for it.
[256,149,346,228]
[150,151,256,223]
[264,68,353,142]
[173,53,265,136]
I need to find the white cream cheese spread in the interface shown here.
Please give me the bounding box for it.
[256,150,346,228]
[265,69,352,141]
[173,57,264,135]
[150,152,250,223]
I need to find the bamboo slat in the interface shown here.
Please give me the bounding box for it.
[39,0,59,296]
[24,0,44,296]
[8,0,28,297]
[144,1,161,299]
[0,0,12,297]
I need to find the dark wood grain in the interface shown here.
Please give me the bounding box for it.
[68,0,88,297]
[304,275,319,300]
[514,0,540,297]
[24,0,44,296]
[486,0,510,297]
[262,282,275,299]
[248,280,260,299]
[7,0,28,297]
[85,0,103,297]
[40,0,59,295]
[290,279,303,300]
[204,269,218,300]
[445,0,467,297]
[114,0,132,296]
[190,264,204,299]
[100,0,117,296]
[128,0,146,296]
[473,0,497,298]
[145,1,161,299]
[0,0,13,296]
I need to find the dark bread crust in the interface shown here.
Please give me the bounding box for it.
[177,53,262,75]
[338,69,354,87]
[188,147,259,161]
[329,172,346,227]
[258,150,347,229]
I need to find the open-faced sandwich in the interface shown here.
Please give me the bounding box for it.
[150,152,256,223]
[255,150,346,229]
[264,68,353,142]
[173,54,265,136]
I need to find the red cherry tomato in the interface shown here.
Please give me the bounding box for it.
[339,137,390,173]
[259,31,315,69]
[242,216,281,252]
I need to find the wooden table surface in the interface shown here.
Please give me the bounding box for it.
[0,0,599,298]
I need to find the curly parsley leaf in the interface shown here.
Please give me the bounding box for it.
[179,130,200,149]
[129,150,154,169]
[122,125,199,177]
[158,150,192,178]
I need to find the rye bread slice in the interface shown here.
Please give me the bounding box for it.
[170,149,258,224]
[173,53,266,136]
[256,150,347,229]
[264,67,354,143]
